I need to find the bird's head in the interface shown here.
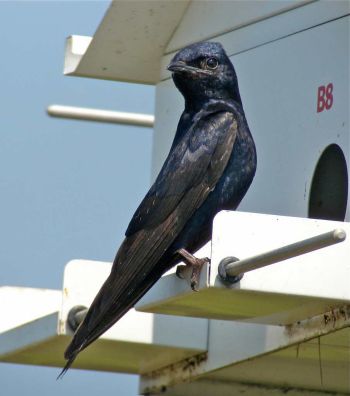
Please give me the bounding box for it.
[168,42,242,109]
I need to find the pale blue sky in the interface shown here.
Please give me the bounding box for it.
[1,1,155,394]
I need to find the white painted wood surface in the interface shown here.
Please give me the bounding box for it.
[138,212,350,324]
[64,1,189,83]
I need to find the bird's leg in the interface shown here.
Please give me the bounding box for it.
[175,248,210,291]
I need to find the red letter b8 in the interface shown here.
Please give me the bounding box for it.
[317,83,333,113]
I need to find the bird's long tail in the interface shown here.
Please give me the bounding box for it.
[57,260,166,378]
[57,299,134,379]
[57,352,78,380]
[58,214,185,378]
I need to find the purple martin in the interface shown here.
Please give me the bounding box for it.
[59,41,256,376]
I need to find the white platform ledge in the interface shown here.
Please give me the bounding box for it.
[137,212,350,326]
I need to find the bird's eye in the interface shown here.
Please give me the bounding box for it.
[206,57,218,70]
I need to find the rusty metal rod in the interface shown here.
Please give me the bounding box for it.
[219,229,346,283]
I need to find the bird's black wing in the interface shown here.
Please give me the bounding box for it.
[61,109,238,374]
[126,105,238,236]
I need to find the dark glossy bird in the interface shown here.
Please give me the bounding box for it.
[59,41,256,377]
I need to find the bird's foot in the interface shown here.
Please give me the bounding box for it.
[175,248,210,291]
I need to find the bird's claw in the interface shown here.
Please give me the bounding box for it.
[190,257,209,291]
[175,248,210,291]
[176,264,187,279]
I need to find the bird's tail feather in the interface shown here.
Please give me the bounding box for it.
[58,247,170,378]
[57,352,77,380]
[58,301,135,378]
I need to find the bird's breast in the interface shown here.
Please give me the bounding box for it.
[217,128,257,210]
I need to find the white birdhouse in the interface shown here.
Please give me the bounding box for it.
[1,2,349,395]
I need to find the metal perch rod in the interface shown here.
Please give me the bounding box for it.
[47,105,154,128]
[220,229,346,281]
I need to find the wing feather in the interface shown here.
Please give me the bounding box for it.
[126,110,237,235]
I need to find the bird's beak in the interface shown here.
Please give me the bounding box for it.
[167,60,187,73]
[167,61,198,74]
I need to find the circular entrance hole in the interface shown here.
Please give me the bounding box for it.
[308,144,348,221]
